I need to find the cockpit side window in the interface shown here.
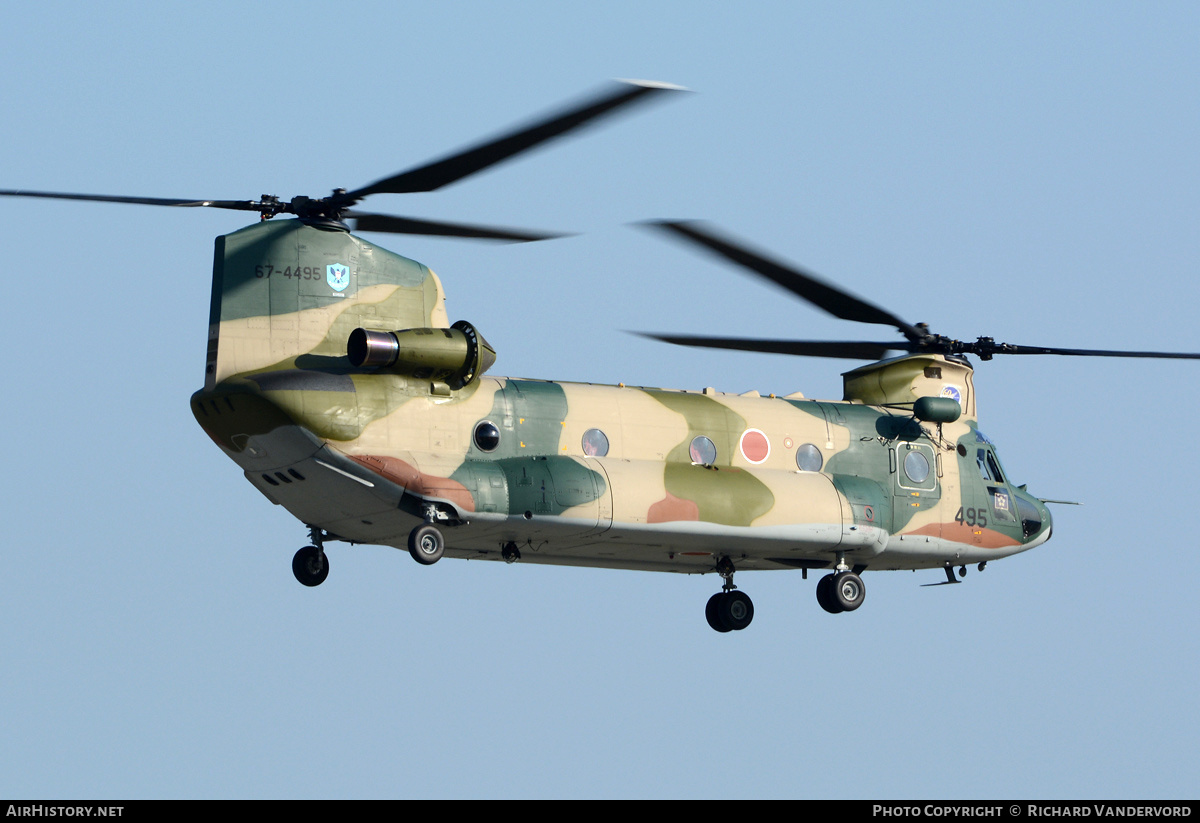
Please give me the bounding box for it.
[977,449,993,481]
[977,448,1007,484]
[986,452,1006,484]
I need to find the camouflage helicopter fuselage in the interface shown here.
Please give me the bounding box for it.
[192,219,1051,591]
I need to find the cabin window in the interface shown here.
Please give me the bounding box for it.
[903,450,930,484]
[689,436,717,465]
[581,428,609,457]
[473,420,501,452]
[796,443,823,472]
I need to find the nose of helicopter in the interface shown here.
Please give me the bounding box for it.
[1014,490,1052,548]
[1026,495,1053,548]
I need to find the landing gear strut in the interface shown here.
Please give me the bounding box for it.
[293,526,330,587]
[704,556,754,632]
[406,503,452,565]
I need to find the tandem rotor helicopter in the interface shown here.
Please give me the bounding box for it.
[6,80,1199,633]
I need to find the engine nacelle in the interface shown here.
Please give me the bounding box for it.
[347,320,496,389]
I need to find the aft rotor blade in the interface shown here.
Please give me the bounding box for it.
[643,220,926,342]
[348,80,688,198]
[0,188,259,210]
[637,332,912,361]
[346,211,570,242]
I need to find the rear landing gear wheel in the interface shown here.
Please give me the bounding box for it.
[704,556,755,632]
[718,590,754,631]
[706,593,732,633]
[704,590,754,632]
[408,524,445,565]
[292,545,329,587]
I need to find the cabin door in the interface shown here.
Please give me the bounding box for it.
[891,441,941,535]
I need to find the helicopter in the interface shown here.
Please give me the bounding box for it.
[6,80,1200,633]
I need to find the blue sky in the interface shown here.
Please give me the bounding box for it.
[2,1,1198,798]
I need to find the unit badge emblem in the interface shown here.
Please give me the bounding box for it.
[327,263,350,292]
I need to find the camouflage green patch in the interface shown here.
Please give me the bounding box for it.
[450,380,607,515]
[506,380,569,455]
[465,379,568,458]
[221,278,475,442]
[450,460,510,514]
[639,390,775,525]
[830,474,891,527]
[782,397,827,422]
[662,463,773,526]
[644,390,746,464]
[245,386,362,442]
[811,401,931,531]
[213,221,431,324]
[488,455,607,516]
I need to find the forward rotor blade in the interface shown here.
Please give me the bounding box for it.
[345,211,569,242]
[979,341,1200,359]
[0,188,259,210]
[637,332,912,361]
[348,80,688,198]
[642,220,926,342]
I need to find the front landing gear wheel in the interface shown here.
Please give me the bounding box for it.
[832,572,866,612]
[292,545,329,587]
[408,524,445,565]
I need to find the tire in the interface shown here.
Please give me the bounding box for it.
[816,573,844,614]
[292,545,329,587]
[408,524,445,565]
[718,590,754,631]
[832,572,866,612]
[706,593,732,632]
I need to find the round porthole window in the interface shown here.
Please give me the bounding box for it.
[581,428,609,457]
[689,435,717,465]
[796,443,823,472]
[473,420,500,452]
[903,450,930,484]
